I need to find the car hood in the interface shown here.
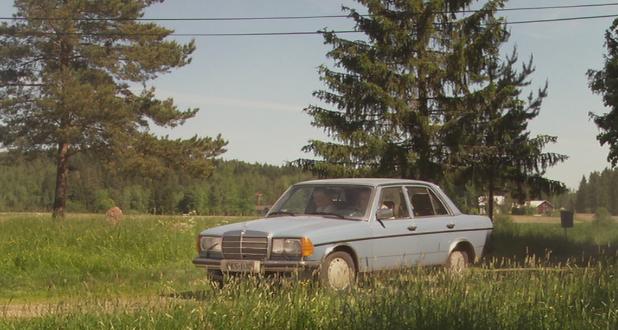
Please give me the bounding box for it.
[200,216,362,240]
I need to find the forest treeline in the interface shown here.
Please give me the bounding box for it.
[575,169,618,215]
[2,152,616,216]
[0,153,311,215]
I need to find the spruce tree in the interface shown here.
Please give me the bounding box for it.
[302,0,566,219]
[302,0,509,180]
[588,19,618,166]
[447,50,567,219]
[0,0,226,218]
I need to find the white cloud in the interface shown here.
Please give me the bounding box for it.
[153,89,303,113]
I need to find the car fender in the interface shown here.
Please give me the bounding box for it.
[447,238,477,263]
[321,243,351,260]
[318,243,361,270]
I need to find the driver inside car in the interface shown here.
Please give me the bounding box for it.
[312,188,337,213]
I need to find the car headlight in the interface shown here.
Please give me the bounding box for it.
[272,237,313,257]
[198,236,222,253]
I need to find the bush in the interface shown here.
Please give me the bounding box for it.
[94,190,115,212]
[549,209,562,217]
[494,213,513,224]
[66,199,87,212]
[492,214,516,242]
[594,207,613,225]
[177,191,199,214]
[510,207,537,215]
[511,207,525,215]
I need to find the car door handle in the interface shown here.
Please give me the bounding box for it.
[446,223,455,229]
[407,224,417,231]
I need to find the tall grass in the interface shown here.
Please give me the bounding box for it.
[0,213,616,329]
[2,265,616,329]
[0,214,249,301]
[490,216,618,264]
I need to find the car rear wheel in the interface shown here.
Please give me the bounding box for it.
[447,250,469,273]
[320,251,356,290]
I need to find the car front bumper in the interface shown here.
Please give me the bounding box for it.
[192,257,321,274]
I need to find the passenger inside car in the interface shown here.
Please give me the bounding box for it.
[411,193,434,216]
[357,189,371,210]
[379,187,409,219]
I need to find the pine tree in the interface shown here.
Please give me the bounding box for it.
[599,168,612,210]
[610,170,618,214]
[0,0,226,218]
[575,175,588,213]
[588,172,601,212]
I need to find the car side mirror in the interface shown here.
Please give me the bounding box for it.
[376,208,394,220]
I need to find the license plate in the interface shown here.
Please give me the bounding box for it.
[221,260,261,273]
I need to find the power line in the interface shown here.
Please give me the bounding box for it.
[1,14,617,38]
[146,13,618,35]
[140,30,359,37]
[507,13,618,25]
[1,30,358,37]
[0,14,350,21]
[1,2,618,21]
[469,2,618,13]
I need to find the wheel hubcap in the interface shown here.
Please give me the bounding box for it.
[327,257,351,289]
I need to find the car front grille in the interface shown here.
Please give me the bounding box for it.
[222,232,268,260]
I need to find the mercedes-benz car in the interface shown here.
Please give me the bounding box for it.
[193,178,493,290]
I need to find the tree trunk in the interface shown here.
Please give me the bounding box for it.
[488,178,495,222]
[52,143,70,219]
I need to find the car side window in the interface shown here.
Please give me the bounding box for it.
[428,189,449,215]
[407,187,449,217]
[378,187,410,219]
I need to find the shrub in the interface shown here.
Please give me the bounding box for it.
[594,207,613,225]
[94,190,115,212]
[494,213,513,224]
[511,207,525,215]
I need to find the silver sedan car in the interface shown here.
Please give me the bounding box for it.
[193,178,493,289]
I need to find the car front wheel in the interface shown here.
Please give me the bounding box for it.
[320,251,356,290]
[207,269,224,288]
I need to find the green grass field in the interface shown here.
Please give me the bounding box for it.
[0,213,616,329]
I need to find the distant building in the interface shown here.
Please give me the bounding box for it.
[478,196,554,216]
[527,200,554,214]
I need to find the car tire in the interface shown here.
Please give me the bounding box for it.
[320,251,356,290]
[207,269,224,288]
[447,250,469,273]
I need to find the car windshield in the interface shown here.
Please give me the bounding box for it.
[268,185,373,220]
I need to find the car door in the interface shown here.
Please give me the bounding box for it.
[368,186,422,270]
[405,185,454,265]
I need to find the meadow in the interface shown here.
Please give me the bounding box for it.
[0,213,616,329]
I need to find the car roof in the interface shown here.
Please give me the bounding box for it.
[294,178,436,187]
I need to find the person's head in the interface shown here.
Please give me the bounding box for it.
[356,189,372,209]
[312,188,333,208]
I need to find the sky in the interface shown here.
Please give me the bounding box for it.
[1,0,616,189]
